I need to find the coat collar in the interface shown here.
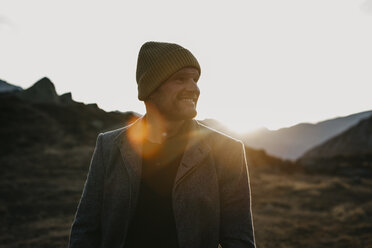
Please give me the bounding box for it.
[114,116,211,187]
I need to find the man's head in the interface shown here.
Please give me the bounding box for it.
[136,41,201,121]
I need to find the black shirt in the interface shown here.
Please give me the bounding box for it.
[124,123,189,248]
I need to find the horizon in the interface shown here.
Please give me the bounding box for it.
[1,0,372,132]
[2,75,371,133]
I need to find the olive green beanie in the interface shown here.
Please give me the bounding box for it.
[136,41,201,101]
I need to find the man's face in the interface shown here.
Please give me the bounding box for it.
[147,67,200,121]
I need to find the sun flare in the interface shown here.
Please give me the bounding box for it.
[222,120,263,134]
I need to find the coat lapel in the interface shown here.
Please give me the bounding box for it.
[114,117,144,205]
[114,118,211,194]
[174,120,211,188]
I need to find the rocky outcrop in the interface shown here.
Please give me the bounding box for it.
[59,92,74,104]
[0,79,23,93]
[0,92,140,156]
[16,77,65,104]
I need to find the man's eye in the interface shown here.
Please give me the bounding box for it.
[176,77,186,82]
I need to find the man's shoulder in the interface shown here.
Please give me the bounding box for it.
[100,126,127,139]
[195,121,246,165]
[98,121,134,145]
[195,120,244,148]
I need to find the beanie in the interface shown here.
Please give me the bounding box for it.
[136,41,201,101]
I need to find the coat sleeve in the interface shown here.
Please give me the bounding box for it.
[219,141,256,248]
[69,133,105,248]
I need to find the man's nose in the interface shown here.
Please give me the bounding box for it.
[185,78,200,94]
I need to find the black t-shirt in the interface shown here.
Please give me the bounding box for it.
[124,123,189,248]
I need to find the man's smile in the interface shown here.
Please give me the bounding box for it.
[177,94,198,106]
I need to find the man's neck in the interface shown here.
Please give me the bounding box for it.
[144,113,185,144]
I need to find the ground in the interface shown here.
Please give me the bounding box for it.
[1,144,371,247]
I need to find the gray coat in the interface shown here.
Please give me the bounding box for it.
[69,117,255,248]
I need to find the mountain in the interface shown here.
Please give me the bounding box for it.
[242,110,372,160]
[199,119,298,172]
[301,115,372,159]
[298,115,372,175]
[15,77,75,104]
[0,79,23,93]
[0,77,141,156]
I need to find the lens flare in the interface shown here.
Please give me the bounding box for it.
[126,116,164,159]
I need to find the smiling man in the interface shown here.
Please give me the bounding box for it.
[69,41,256,248]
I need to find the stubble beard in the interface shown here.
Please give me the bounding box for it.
[159,101,197,121]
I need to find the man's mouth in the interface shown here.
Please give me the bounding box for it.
[178,95,198,105]
[181,98,195,103]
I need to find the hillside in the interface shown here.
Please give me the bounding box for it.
[0,79,139,156]
[243,110,372,160]
[298,115,372,175]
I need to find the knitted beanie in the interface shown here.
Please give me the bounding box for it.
[136,41,201,101]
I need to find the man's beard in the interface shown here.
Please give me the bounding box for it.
[156,101,197,121]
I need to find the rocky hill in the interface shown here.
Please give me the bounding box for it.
[15,77,75,104]
[243,110,372,160]
[0,79,23,93]
[0,78,141,156]
[298,115,372,175]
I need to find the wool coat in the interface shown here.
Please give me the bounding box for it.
[69,117,256,248]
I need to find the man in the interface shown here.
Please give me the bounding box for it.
[69,41,256,248]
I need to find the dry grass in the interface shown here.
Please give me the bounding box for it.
[1,145,371,247]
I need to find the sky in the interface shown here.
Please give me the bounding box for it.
[1,0,372,133]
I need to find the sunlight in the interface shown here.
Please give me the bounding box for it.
[217,117,265,135]
[214,115,292,135]
[227,121,262,134]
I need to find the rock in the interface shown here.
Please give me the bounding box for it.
[0,79,23,93]
[17,77,60,104]
[60,92,74,104]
